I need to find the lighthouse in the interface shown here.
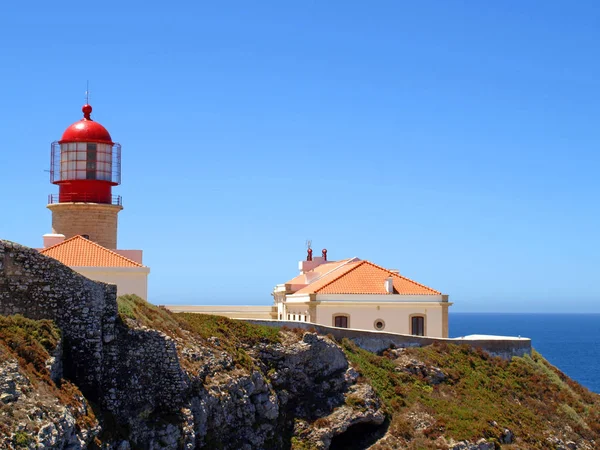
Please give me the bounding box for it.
[47,103,122,249]
[40,103,150,300]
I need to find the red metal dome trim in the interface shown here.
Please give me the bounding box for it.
[59,104,113,144]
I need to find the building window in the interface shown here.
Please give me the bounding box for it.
[279,313,282,320]
[411,316,425,336]
[287,314,290,320]
[293,314,296,321]
[374,319,385,331]
[334,315,349,328]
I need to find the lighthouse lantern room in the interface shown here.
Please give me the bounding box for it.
[47,104,124,249]
[50,104,122,204]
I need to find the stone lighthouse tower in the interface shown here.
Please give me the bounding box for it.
[47,104,122,249]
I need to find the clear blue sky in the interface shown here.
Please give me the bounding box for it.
[1,1,599,312]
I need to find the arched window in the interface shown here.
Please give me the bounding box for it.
[410,315,426,336]
[333,314,349,328]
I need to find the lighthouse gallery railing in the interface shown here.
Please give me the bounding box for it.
[48,194,122,206]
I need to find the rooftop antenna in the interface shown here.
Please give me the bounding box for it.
[85,81,90,104]
[305,239,313,261]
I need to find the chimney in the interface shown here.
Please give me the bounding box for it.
[42,233,65,248]
[298,244,329,274]
[384,276,394,293]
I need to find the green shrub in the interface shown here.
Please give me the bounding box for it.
[13,431,31,447]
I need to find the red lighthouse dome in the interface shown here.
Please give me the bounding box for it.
[49,104,122,205]
[60,104,113,144]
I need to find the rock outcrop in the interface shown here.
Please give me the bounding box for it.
[0,240,385,449]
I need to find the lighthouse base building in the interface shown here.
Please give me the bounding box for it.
[39,103,150,299]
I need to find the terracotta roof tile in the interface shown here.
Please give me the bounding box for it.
[39,235,144,268]
[294,260,440,295]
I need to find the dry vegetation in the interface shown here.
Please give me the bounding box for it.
[342,340,600,448]
[118,294,280,372]
[0,315,97,446]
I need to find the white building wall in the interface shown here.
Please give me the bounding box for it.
[316,294,445,303]
[73,267,149,300]
[112,249,144,264]
[314,302,445,337]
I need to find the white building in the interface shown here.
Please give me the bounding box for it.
[273,250,451,337]
[39,235,150,299]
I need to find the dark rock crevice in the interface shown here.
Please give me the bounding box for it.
[329,418,390,450]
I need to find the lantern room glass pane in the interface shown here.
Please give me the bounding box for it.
[54,141,118,183]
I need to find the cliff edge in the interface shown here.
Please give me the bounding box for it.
[0,239,599,449]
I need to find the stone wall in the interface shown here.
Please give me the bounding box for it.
[0,239,115,397]
[0,239,186,419]
[102,327,189,417]
[242,320,532,359]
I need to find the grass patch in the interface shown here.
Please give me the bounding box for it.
[117,295,280,372]
[340,340,600,447]
[177,313,280,347]
[117,295,187,337]
[341,339,406,411]
[13,431,31,448]
[0,315,61,383]
[178,313,280,371]
[0,315,97,438]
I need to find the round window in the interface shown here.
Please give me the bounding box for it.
[374,319,385,330]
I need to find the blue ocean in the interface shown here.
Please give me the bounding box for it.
[450,313,600,394]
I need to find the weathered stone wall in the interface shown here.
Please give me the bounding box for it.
[242,320,532,359]
[0,240,116,397]
[0,239,186,419]
[103,327,189,416]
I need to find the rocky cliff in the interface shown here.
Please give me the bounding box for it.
[0,240,385,449]
[1,239,599,449]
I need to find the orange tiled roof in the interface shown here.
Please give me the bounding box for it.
[285,259,356,285]
[294,260,440,295]
[40,235,144,268]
